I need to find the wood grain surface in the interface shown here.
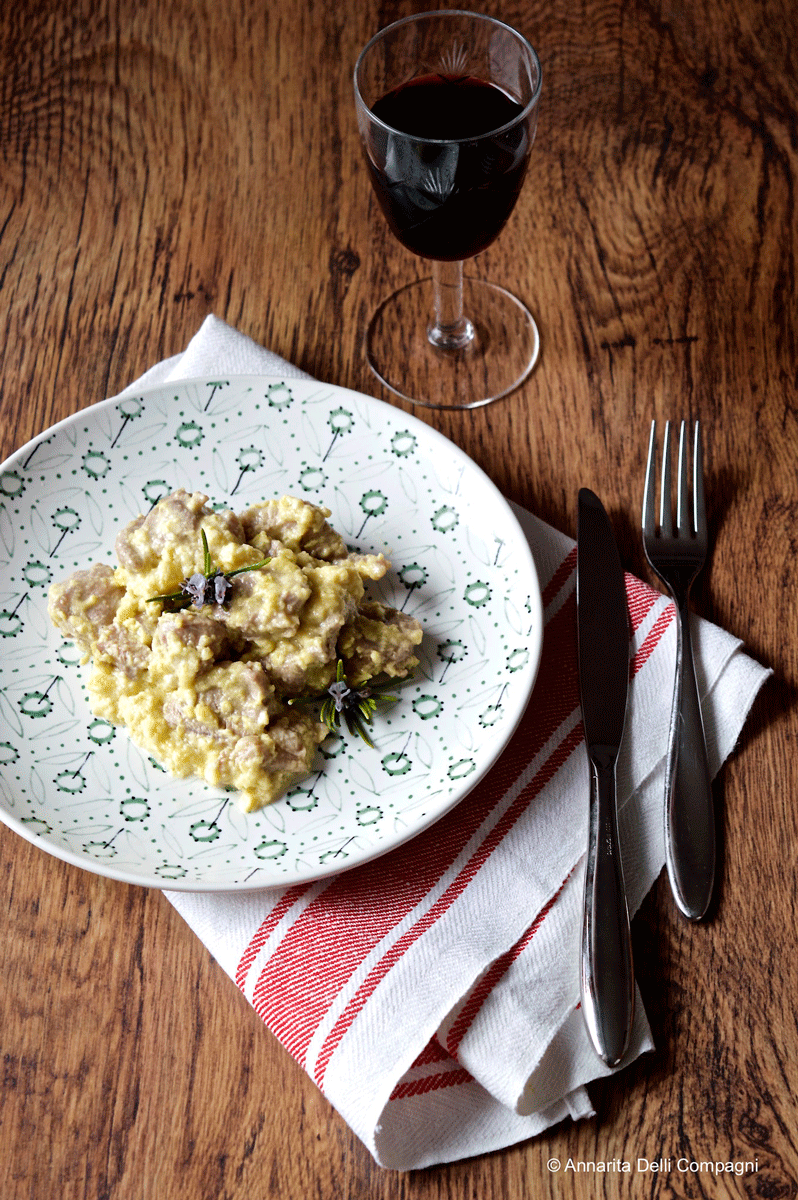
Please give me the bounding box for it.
[1,0,796,1196]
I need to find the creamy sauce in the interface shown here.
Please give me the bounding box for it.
[48,491,422,810]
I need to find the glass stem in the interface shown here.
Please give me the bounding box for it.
[427,260,475,351]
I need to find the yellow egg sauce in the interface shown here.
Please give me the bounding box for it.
[48,491,422,810]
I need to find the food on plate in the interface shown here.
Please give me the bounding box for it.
[48,490,423,810]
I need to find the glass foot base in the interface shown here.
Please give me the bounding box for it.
[365,276,539,410]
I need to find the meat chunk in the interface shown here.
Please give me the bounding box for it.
[220,549,313,642]
[152,609,233,662]
[263,715,328,771]
[47,563,125,656]
[48,562,155,680]
[240,495,348,560]
[161,663,273,741]
[115,490,206,571]
[334,551,390,581]
[256,559,364,696]
[337,601,423,685]
[114,490,245,599]
[196,662,283,734]
[221,718,326,776]
[220,715,328,805]
[160,690,327,812]
[147,609,233,693]
[94,622,151,678]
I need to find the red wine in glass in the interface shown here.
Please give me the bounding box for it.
[354,12,542,409]
[368,73,530,261]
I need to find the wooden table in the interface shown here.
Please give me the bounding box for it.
[2,0,796,1195]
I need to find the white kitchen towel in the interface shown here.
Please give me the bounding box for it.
[116,316,770,1169]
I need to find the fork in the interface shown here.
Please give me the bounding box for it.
[642,420,715,921]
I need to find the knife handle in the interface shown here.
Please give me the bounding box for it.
[665,602,716,920]
[580,757,635,1067]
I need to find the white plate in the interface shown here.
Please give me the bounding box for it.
[0,376,542,890]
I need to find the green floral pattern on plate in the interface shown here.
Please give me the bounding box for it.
[0,377,542,890]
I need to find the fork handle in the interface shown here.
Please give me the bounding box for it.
[665,602,716,920]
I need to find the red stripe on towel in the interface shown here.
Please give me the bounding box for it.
[235,883,313,991]
[410,1038,452,1068]
[631,606,674,675]
[625,573,660,633]
[390,1066,474,1101]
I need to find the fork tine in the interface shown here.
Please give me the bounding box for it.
[677,420,691,536]
[660,420,673,536]
[643,420,657,536]
[693,420,705,536]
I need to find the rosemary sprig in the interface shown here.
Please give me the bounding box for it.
[290,659,399,748]
[148,529,270,609]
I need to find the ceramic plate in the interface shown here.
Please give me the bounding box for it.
[0,376,542,890]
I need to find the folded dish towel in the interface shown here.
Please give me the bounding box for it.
[115,316,770,1170]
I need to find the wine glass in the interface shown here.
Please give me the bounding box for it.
[354,10,542,409]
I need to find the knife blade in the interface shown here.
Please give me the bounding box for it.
[577,488,635,1067]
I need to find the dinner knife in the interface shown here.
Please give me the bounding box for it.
[576,488,635,1067]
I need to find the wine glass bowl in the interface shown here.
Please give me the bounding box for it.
[354,11,542,408]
